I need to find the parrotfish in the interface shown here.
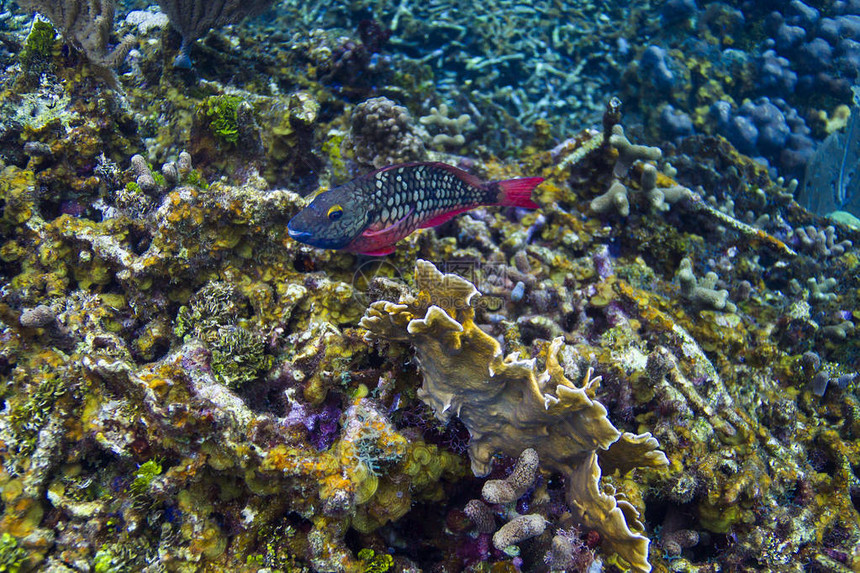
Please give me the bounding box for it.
[287,162,543,256]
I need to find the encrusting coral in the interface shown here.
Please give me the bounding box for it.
[361,259,669,573]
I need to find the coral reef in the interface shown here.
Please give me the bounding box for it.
[361,260,668,572]
[0,0,859,571]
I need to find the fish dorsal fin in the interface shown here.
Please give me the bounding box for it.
[305,186,330,201]
[418,206,472,228]
[423,162,485,188]
[371,162,485,189]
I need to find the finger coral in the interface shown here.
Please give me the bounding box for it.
[360,260,669,573]
[465,447,549,554]
[482,448,539,504]
[493,514,547,553]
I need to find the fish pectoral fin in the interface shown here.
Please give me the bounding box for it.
[418,207,471,229]
[355,246,396,256]
[361,207,415,239]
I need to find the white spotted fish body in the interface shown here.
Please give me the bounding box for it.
[288,162,543,256]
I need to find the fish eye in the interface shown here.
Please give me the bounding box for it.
[327,205,344,221]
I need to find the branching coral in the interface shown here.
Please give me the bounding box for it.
[590,125,664,217]
[360,260,668,572]
[583,113,798,258]
[786,225,852,258]
[419,104,475,149]
[675,257,737,313]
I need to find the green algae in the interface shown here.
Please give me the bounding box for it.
[175,281,241,339]
[129,459,163,496]
[358,548,393,573]
[92,548,120,573]
[175,281,274,388]
[200,95,244,145]
[20,19,56,67]
[0,534,27,573]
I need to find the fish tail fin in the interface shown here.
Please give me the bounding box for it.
[495,177,543,209]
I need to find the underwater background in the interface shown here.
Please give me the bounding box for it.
[0,0,859,571]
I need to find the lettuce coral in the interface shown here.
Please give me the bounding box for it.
[360,260,669,573]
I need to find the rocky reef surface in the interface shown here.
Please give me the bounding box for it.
[0,1,858,572]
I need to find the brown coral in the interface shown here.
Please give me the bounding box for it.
[360,260,669,573]
[345,97,427,169]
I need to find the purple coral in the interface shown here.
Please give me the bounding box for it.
[457,532,492,565]
[592,245,615,279]
[396,401,470,455]
[358,19,391,53]
[312,402,342,450]
[284,400,341,450]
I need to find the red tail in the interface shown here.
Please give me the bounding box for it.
[496,177,543,209]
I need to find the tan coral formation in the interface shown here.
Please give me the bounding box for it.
[17,0,133,69]
[360,260,669,573]
[482,448,540,504]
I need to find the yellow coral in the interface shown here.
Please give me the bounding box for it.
[403,441,443,488]
[352,477,412,533]
[0,166,36,224]
[353,462,379,505]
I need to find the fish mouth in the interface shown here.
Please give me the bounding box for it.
[287,217,313,242]
[287,217,355,249]
[288,226,349,249]
[288,227,313,241]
